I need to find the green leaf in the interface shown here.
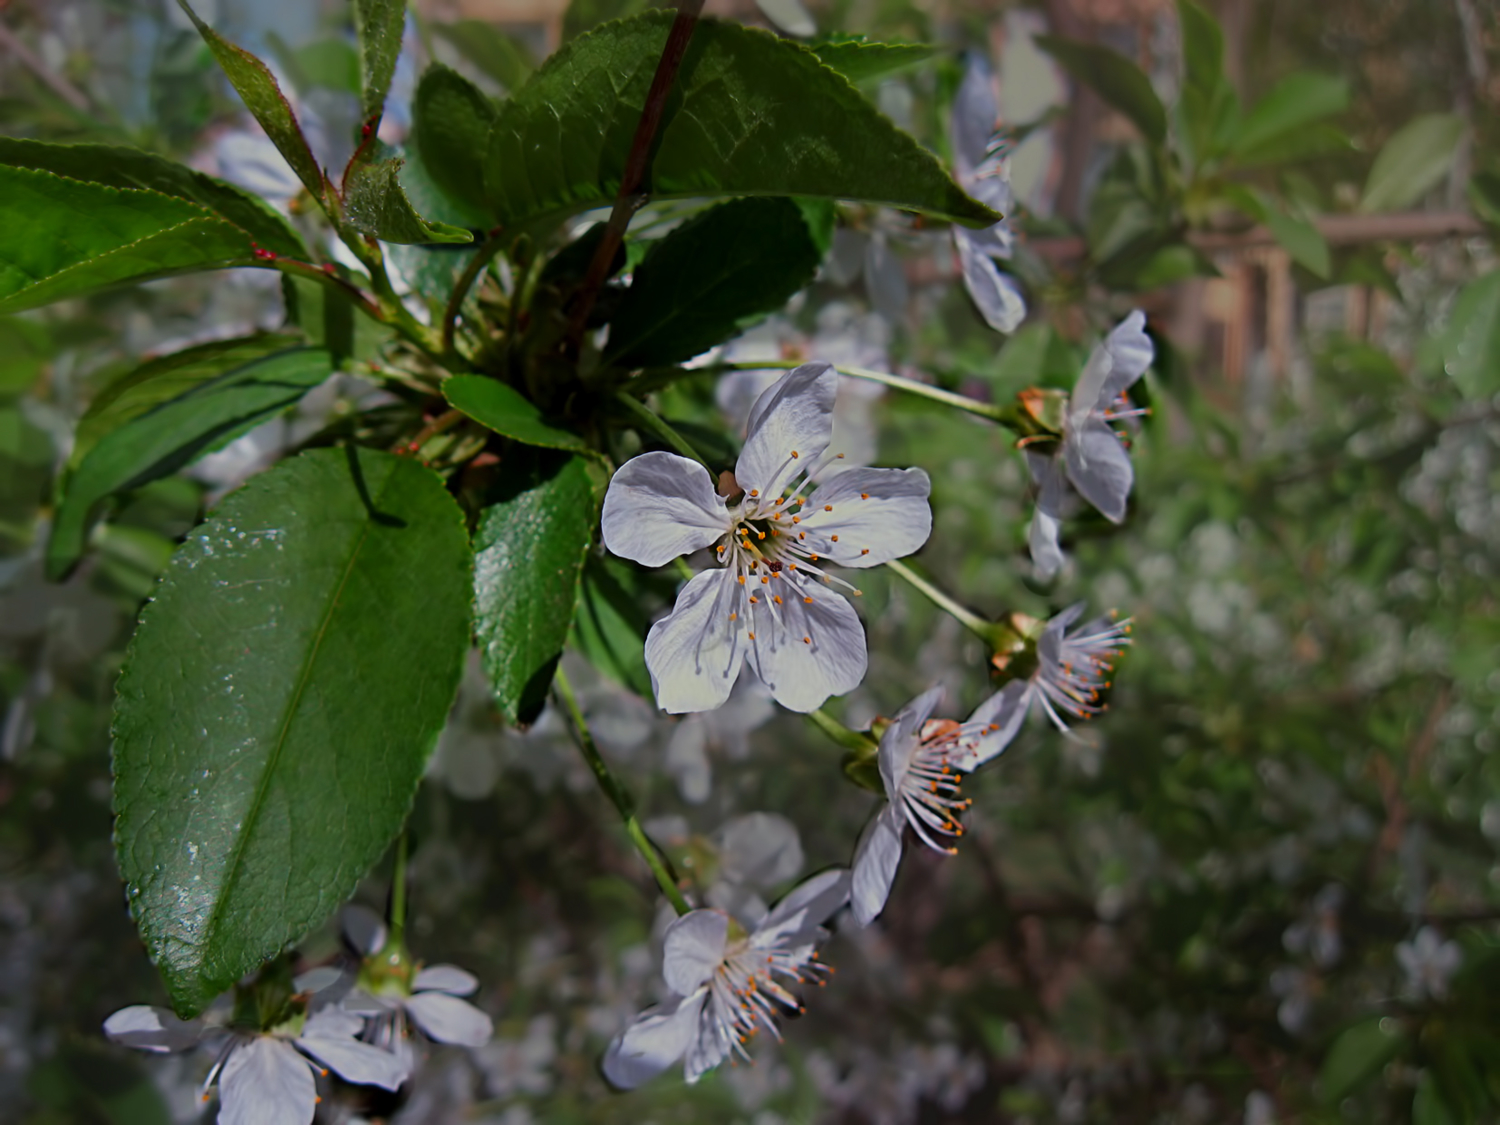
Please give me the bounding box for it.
[294,39,362,95]
[354,0,407,127]
[1414,1073,1459,1125]
[482,13,999,233]
[810,39,936,84]
[1360,113,1466,213]
[113,447,472,1016]
[1174,0,1237,166]
[1318,1017,1407,1104]
[0,137,306,259]
[341,156,474,244]
[48,343,332,580]
[1438,269,1500,398]
[443,375,588,451]
[432,20,535,91]
[1035,35,1166,145]
[1232,73,1350,163]
[412,64,499,217]
[606,197,822,367]
[560,0,657,45]
[572,553,657,701]
[1469,171,1500,228]
[0,166,257,314]
[474,451,596,723]
[1262,204,1330,278]
[1177,0,1223,99]
[174,0,330,206]
[0,316,53,394]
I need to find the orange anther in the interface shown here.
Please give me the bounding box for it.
[824,504,833,511]
[804,596,813,604]
[860,492,869,499]
[804,636,811,644]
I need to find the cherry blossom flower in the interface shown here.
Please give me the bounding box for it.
[602,868,849,1087]
[1397,926,1463,1001]
[1027,311,1153,577]
[601,363,932,713]
[954,603,1132,771]
[850,687,1021,925]
[104,1002,407,1125]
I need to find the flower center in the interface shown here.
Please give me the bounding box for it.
[707,934,831,1059]
[898,719,977,855]
[1035,614,1132,729]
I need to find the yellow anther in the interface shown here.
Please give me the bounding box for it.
[761,576,769,584]
[798,532,806,539]
[831,535,839,542]
[729,612,738,621]
[749,596,759,603]
[774,595,783,604]
[810,553,819,561]
[791,450,800,458]
[738,575,746,585]
[792,515,800,523]
[748,632,756,639]
[757,530,766,539]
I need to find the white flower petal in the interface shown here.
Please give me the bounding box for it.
[951,52,999,177]
[102,1005,203,1054]
[602,992,706,1089]
[601,451,727,567]
[341,904,387,955]
[796,467,932,568]
[295,1032,409,1091]
[405,991,494,1047]
[665,718,712,803]
[953,681,1032,770]
[1065,418,1134,522]
[714,812,804,888]
[851,806,906,926]
[1026,450,1068,579]
[645,568,746,714]
[662,910,729,995]
[1070,310,1151,425]
[737,362,837,499]
[684,1003,733,1083]
[1037,602,1087,668]
[760,867,850,937]
[955,231,1026,334]
[754,0,815,36]
[877,685,947,798]
[219,1038,316,1125]
[412,964,479,996]
[745,579,866,712]
[301,1005,364,1039]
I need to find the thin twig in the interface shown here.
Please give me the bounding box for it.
[564,0,707,351]
[613,392,711,468]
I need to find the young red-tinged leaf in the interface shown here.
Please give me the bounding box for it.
[112,447,472,1017]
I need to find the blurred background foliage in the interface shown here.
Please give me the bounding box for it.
[1,0,1499,1122]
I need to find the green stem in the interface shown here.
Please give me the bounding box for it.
[806,707,879,754]
[554,666,692,916]
[885,558,994,642]
[389,830,409,945]
[613,393,712,468]
[719,360,1016,426]
[441,235,504,355]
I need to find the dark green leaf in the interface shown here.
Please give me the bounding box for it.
[0,137,306,258]
[1035,35,1166,145]
[0,166,257,314]
[560,0,658,44]
[1176,0,1223,99]
[1414,1073,1458,1125]
[113,447,472,1016]
[483,14,999,232]
[572,553,657,701]
[282,274,394,365]
[48,343,332,579]
[444,374,588,451]
[1232,73,1350,163]
[811,39,935,84]
[606,197,822,367]
[474,451,596,723]
[174,0,330,205]
[412,64,499,217]
[354,0,407,126]
[432,20,535,91]
[1317,1017,1406,1104]
[0,316,53,393]
[1174,0,1237,166]
[1360,113,1465,213]
[1438,269,1500,398]
[342,157,474,244]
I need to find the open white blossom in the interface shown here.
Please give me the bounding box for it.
[953,603,1132,771]
[851,686,1020,926]
[104,1002,407,1125]
[602,868,849,1087]
[602,363,932,713]
[1028,311,1153,578]
[1396,926,1463,1000]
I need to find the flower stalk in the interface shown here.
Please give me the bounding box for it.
[613,392,711,468]
[884,558,995,642]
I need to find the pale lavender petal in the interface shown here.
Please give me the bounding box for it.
[662,910,729,995]
[102,1006,202,1054]
[877,685,947,798]
[755,0,815,36]
[1070,336,1115,422]
[411,965,479,996]
[796,467,932,568]
[1037,602,1087,668]
[1065,418,1134,522]
[1098,310,1153,401]
[1026,450,1067,579]
[760,867,850,936]
[301,1006,364,1040]
[665,717,712,803]
[851,806,906,926]
[745,578,866,713]
[218,1038,316,1125]
[953,681,1032,771]
[737,362,837,500]
[645,568,746,714]
[683,1002,733,1083]
[295,1032,408,1090]
[602,993,705,1089]
[956,230,1026,333]
[601,451,727,567]
[405,992,493,1047]
[714,812,803,888]
[951,52,999,177]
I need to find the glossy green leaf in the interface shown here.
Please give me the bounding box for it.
[294,39,361,95]
[342,157,474,244]
[1360,113,1466,213]
[0,167,257,314]
[474,451,596,723]
[560,0,657,45]
[354,0,407,126]
[606,197,822,367]
[444,375,588,451]
[432,20,535,91]
[1232,73,1350,164]
[412,64,499,217]
[48,343,332,580]
[175,0,330,205]
[1317,1017,1406,1104]
[482,13,999,233]
[1035,35,1166,146]
[811,39,935,83]
[1438,269,1500,399]
[572,553,656,701]
[113,447,472,1016]
[0,137,306,259]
